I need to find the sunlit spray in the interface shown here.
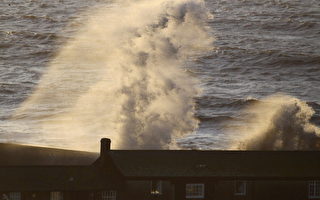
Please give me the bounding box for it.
[233,94,320,150]
[14,0,213,150]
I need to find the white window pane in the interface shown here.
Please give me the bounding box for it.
[151,180,162,195]
[234,181,246,195]
[101,191,117,200]
[50,192,63,200]
[186,183,204,198]
[9,192,21,200]
[309,180,320,198]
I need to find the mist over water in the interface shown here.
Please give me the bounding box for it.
[14,0,213,150]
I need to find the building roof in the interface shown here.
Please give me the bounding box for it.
[2,141,320,185]
[0,143,123,191]
[108,150,320,180]
[0,143,98,166]
[0,166,122,191]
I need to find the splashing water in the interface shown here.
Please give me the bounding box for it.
[13,0,213,150]
[235,94,320,150]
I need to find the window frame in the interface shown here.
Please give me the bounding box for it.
[185,183,205,199]
[234,180,247,196]
[309,180,320,199]
[50,192,63,200]
[151,180,163,195]
[9,192,21,200]
[101,190,117,200]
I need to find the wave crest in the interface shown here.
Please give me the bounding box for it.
[236,94,320,150]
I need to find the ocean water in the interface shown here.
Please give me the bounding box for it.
[0,0,319,151]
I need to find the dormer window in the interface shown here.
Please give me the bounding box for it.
[151,180,162,195]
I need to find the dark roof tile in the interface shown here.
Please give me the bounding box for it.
[0,143,98,166]
[109,150,320,179]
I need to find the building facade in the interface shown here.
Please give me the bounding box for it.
[1,138,320,200]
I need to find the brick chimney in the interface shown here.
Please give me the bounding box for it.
[100,138,111,157]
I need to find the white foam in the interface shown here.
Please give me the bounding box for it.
[14,0,213,150]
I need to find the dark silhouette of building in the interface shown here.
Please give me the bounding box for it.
[1,138,320,200]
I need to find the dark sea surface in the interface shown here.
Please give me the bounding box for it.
[0,0,319,151]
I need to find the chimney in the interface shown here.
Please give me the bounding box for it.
[100,138,111,157]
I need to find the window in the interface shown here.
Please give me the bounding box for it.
[309,180,320,199]
[186,183,205,199]
[9,192,21,200]
[151,180,162,195]
[101,191,116,200]
[234,181,246,196]
[50,192,63,200]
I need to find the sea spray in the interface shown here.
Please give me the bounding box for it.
[14,0,213,150]
[234,94,320,150]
